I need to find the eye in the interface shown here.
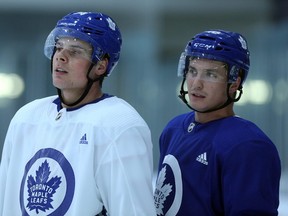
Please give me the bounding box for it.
[206,71,218,78]
[188,67,197,76]
[55,44,63,52]
[68,48,80,56]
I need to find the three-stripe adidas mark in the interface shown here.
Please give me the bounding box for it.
[79,134,88,144]
[196,152,208,165]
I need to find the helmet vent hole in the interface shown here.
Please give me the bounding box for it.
[216,42,231,51]
[83,27,104,35]
[215,46,223,51]
[199,35,216,41]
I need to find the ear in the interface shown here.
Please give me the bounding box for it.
[229,77,241,94]
[94,58,108,76]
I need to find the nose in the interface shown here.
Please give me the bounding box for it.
[191,76,203,90]
[54,49,68,62]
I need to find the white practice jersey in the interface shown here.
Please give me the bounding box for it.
[0,94,156,216]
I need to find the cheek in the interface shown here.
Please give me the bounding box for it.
[203,83,226,97]
[218,84,227,94]
[186,79,194,89]
[72,62,91,77]
[212,84,228,99]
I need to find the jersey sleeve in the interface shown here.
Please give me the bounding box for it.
[95,125,156,216]
[221,140,281,216]
[0,142,8,215]
[0,120,14,215]
[157,130,168,172]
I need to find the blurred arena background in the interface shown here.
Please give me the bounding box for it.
[0,0,287,214]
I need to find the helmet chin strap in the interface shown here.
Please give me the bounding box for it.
[59,63,104,107]
[50,57,102,107]
[178,77,243,113]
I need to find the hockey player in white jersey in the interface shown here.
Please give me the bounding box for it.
[0,12,156,216]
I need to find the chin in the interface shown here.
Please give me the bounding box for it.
[189,104,208,112]
[52,82,64,89]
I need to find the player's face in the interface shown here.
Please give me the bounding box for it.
[52,37,93,91]
[186,58,228,112]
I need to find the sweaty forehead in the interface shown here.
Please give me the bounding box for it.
[57,37,92,49]
[189,58,226,70]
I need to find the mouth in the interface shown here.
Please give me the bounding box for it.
[191,92,205,98]
[54,67,68,74]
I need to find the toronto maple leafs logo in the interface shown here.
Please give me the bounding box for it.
[238,35,248,50]
[106,17,116,31]
[26,160,62,214]
[154,165,173,215]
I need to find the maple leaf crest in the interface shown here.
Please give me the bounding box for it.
[154,165,172,215]
[238,35,248,50]
[26,160,62,214]
[106,17,116,31]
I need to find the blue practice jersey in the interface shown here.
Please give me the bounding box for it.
[154,112,281,216]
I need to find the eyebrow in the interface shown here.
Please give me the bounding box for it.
[189,64,226,72]
[56,41,89,51]
[189,65,219,72]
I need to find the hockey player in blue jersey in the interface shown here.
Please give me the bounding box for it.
[154,30,281,215]
[0,12,156,215]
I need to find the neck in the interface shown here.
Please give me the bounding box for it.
[60,85,103,108]
[195,104,235,123]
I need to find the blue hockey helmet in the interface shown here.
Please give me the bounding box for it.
[177,30,250,85]
[44,12,122,76]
